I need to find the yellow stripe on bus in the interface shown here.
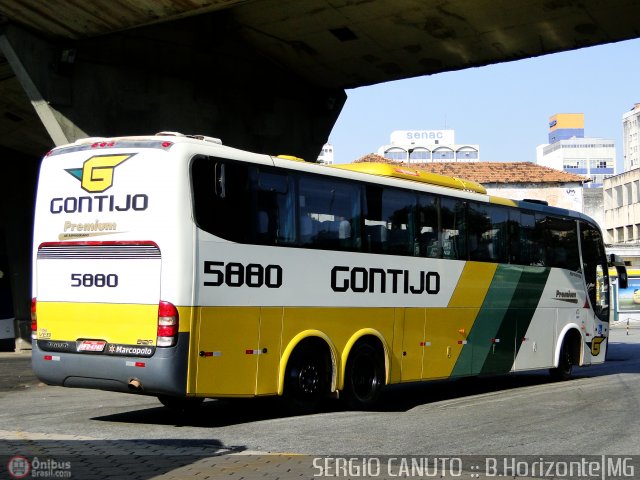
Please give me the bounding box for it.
[448,262,497,308]
[36,301,164,345]
[37,301,192,345]
[411,262,497,379]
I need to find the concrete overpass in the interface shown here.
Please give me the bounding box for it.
[1,0,639,346]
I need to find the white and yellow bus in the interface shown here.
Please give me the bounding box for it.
[31,133,625,411]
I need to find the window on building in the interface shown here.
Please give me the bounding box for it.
[607,229,614,244]
[384,148,407,161]
[626,183,633,205]
[604,188,613,207]
[456,148,478,160]
[408,148,430,162]
[615,186,623,207]
[589,159,611,169]
[616,227,624,243]
[433,147,454,160]
[627,225,634,242]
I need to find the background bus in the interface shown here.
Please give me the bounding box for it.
[31,133,623,411]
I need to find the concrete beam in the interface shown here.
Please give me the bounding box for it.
[1,13,346,161]
[0,25,84,146]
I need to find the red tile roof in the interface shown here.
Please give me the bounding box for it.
[353,154,589,185]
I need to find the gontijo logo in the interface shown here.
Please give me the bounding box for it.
[65,154,135,193]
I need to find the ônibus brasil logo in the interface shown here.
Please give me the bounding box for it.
[7,456,30,478]
[65,154,134,193]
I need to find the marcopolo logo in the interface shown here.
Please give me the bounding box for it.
[65,154,135,193]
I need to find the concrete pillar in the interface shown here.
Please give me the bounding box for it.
[0,147,39,349]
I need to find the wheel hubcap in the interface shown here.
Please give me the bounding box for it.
[298,364,319,394]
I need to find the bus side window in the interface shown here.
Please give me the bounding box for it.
[530,214,547,266]
[191,156,216,231]
[467,203,508,263]
[363,186,415,256]
[383,188,415,256]
[363,185,387,254]
[417,194,439,257]
[191,156,252,242]
[440,198,465,260]
[252,169,295,246]
[298,174,361,251]
[544,217,580,271]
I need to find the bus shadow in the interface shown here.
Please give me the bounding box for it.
[93,337,640,427]
[374,337,640,412]
[93,396,345,428]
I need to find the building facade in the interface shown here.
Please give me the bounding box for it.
[623,103,640,171]
[378,130,479,163]
[536,113,616,188]
[603,169,640,245]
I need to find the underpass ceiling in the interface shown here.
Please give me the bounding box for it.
[0,0,639,157]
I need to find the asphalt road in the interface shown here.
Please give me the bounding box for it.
[1,328,639,479]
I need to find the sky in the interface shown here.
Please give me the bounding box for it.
[328,37,640,171]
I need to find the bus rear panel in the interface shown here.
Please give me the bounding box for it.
[32,138,194,396]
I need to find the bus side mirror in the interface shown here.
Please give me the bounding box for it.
[609,254,628,289]
[616,266,628,289]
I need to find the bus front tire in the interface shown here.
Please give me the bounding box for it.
[550,340,574,381]
[342,340,385,410]
[283,344,330,414]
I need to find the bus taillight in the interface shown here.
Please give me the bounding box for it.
[157,301,179,347]
[31,298,37,339]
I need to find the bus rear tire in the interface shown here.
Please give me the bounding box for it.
[157,395,204,413]
[342,340,385,410]
[283,342,330,414]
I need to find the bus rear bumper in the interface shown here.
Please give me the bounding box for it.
[31,333,190,397]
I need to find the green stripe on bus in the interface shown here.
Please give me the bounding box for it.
[451,265,522,377]
[479,266,550,375]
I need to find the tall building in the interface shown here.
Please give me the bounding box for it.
[317,143,334,164]
[623,103,640,171]
[547,113,585,143]
[536,113,615,188]
[377,130,479,163]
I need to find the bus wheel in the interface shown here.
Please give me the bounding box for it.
[343,340,385,410]
[157,395,204,413]
[283,343,330,413]
[550,339,574,381]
